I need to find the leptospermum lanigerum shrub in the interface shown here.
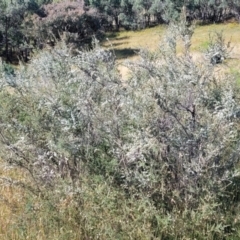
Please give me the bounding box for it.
[0,22,240,238]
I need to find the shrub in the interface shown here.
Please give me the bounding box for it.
[0,22,240,238]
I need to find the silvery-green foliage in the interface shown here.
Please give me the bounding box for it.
[0,39,126,188]
[122,22,240,208]
[0,22,239,212]
[205,31,232,65]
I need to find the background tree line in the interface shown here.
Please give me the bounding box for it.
[86,0,240,30]
[0,0,240,62]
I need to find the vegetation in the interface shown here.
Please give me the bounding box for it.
[0,0,104,62]
[24,0,104,49]
[0,0,240,238]
[0,0,240,62]
[0,17,240,239]
[86,0,240,29]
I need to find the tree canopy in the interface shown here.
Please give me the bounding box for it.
[0,0,239,62]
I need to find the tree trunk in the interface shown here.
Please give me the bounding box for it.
[114,16,119,31]
[5,16,10,62]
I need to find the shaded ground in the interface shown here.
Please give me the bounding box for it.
[102,25,166,59]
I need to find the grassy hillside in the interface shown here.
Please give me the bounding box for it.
[103,23,240,56]
[103,23,240,80]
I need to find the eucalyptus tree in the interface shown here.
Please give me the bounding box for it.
[87,0,122,30]
[23,0,103,51]
[226,0,240,19]
[131,0,154,27]
[118,0,136,29]
[0,0,27,61]
[184,0,239,22]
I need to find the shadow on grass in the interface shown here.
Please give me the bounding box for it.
[110,42,129,47]
[115,36,130,41]
[105,32,119,39]
[105,33,130,41]
[112,48,139,59]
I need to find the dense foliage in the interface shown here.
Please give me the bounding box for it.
[0,21,240,239]
[24,0,104,48]
[0,0,239,62]
[87,0,240,29]
[0,0,104,62]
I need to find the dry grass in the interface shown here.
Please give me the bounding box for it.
[191,22,240,53]
[102,23,240,79]
[0,163,27,239]
[103,23,240,57]
[102,25,166,79]
[103,25,166,56]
